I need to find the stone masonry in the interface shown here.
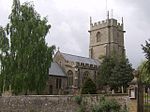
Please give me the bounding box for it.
[89,15,125,59]
[0,94,129,112]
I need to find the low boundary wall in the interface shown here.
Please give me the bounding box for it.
[0,94,129,112]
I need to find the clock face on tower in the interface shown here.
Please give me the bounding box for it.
[96,31,101,42]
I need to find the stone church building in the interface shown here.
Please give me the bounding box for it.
[47,14,125,95]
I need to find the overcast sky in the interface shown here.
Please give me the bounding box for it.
[0,0,149,68]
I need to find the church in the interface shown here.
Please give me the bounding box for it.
[46,13,125,95]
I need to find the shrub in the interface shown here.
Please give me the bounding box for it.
[121,104,128,112]
[81,78,96,94]
[92,105,102,112]
[92,97,121,112]
[76,105,85,112]
[74,95,82,105]
[74,95,85,112]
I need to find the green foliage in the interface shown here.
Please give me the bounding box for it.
[74,95,85,112]
[138,61,150,84]
[141,40,150,84]
[142,40,150,61]
[121,105,128,112]
[110,58,133,91]
[81,78,96,94]
[92,97,121,112]
[97,57,115,86]
[97,56,133,92]
[76,105,85,112]
[75,96,128,112]
[74,95,82,105]
[0,0,55,94]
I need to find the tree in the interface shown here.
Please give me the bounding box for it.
[109,58,133,92]
[97,56,133,93]
[0,0,55,94]
[141,40,150,92]
[81,78,96,94]
[138,61,146,83]
[141,39,150,84]
[0,26,10,93]
[97,56,116,87]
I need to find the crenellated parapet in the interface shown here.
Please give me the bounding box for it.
[90,19,123,31]
[75,62,98,69]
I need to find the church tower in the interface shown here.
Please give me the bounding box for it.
[89,13,125,59]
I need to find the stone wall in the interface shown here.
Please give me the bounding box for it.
[82,94,129,111]
[0,94,129,112]
[46,76,67,95]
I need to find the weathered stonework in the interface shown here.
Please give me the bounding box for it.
[52,51,99,94]
[0,94,129,112]
[89,17,125,59]
[129,99,137,112]
[45,76,67,95]
[47,16,126,95]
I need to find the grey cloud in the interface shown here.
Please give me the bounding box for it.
[1,0,150,68]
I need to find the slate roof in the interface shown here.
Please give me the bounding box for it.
[61,52,100,65]
[49,62,66,77]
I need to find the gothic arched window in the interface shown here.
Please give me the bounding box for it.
[82,71,89,84]
[96,32,101,42]
[67,70,73,87]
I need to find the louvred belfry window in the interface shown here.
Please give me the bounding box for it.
[96,32,101,42]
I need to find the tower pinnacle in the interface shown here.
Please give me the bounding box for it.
[107,11,109,20]
[122,17,124,25]
[90,16,92,25]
